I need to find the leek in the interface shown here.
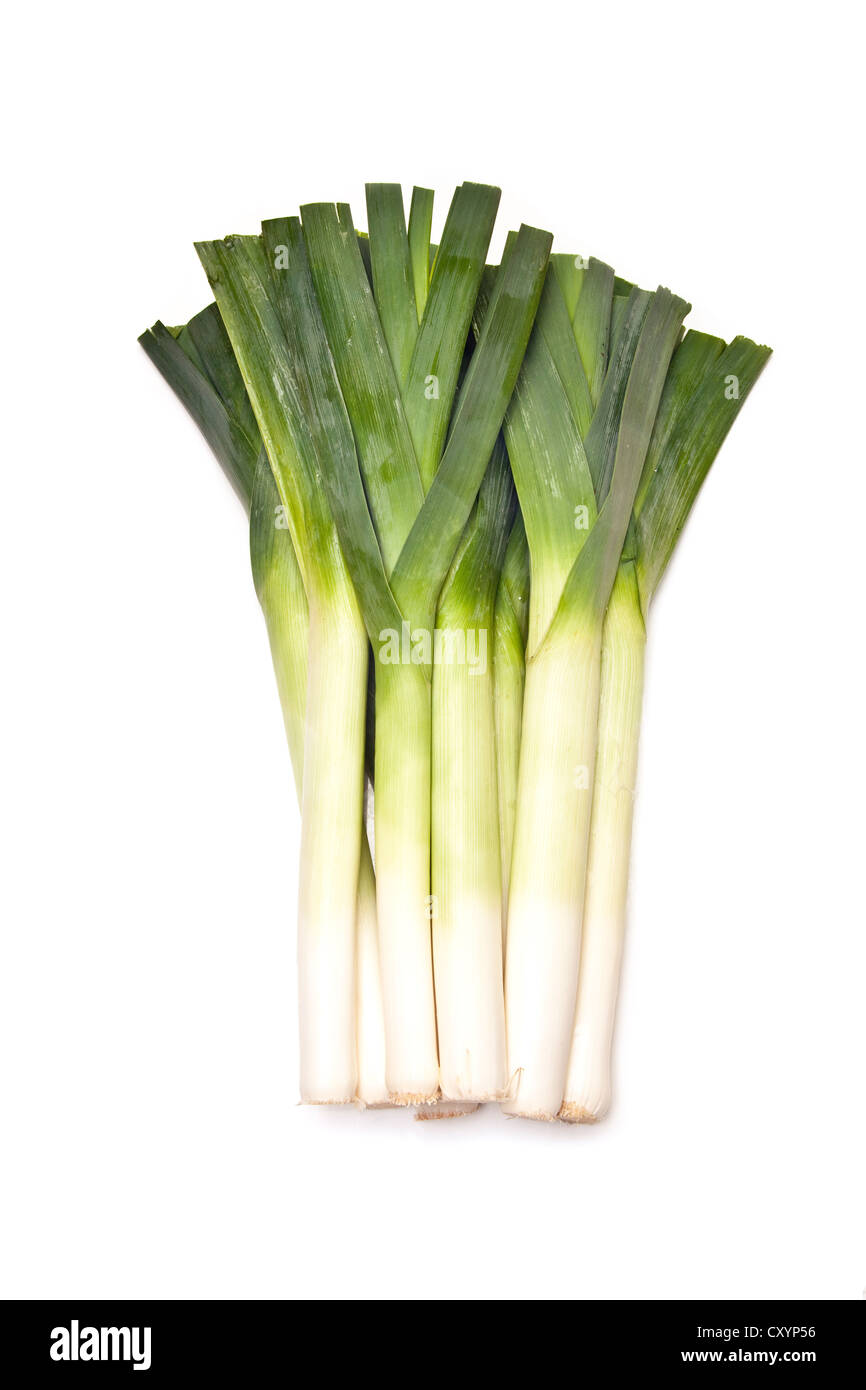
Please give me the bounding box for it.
[176,238,370,1107]
[561,332,772,1121]
[139,186,772,1125]
[497,266,689,1119]
[139,308,390,1108]
[431,439,515,1099]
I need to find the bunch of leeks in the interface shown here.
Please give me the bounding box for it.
[141,184,769,1121]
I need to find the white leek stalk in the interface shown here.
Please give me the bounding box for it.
[297,586,367,1102]
[560,563,644,1120]
[431,445,512,1100]
[141,309,390,1107]
[354,843,390,1107]
[194,234,374,1103]
[432,653,505,1099]
[492,515,529,935]
[373,660,439,1101]
[560,331,771,1120]
[503,626,602,1117]
[256,477,386,1108]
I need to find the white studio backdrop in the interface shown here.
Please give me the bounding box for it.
[0,0,863,1299]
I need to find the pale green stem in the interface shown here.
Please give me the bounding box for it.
[493,602,525,939]
[297,582,369,1103]
[502,624,603,1119]
[373,657,439,1102]
[355,846,390,1107]
[259,509,385,1107]
[432,630,505,1100]
[258,571,309,792]
[561,563,646,1121]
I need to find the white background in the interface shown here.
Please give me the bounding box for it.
[1,0,863,1300]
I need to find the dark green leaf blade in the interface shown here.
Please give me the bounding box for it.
[548,287,690,638]
[402,182,501,492]
[261,215,403,641]
[584,287,652,503]
[392,223,552,635]
[572,257,615,406]
[300,201,424,574]
[407,186,434,322]
[633,328,726,517]
[365,183,418,384]
[139,318,258,508]
[536,269,594,440]
[635,335,771,605]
